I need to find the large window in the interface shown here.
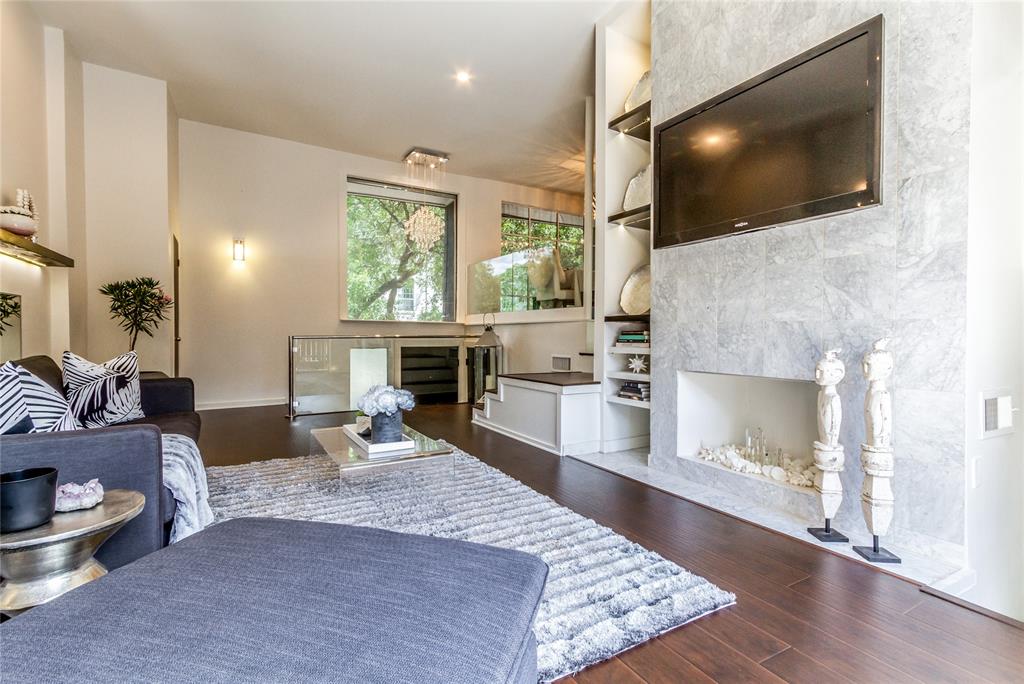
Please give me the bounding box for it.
[499,202,584,312]
[346,179,456,321]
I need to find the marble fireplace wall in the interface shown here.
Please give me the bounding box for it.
[650,1,971,562]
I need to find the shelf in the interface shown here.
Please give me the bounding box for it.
[607,204,651,230]
[608,371,651,382]
[608,101,652,141]
[608,346,651,355]
[605,313,650,322]
[0,229,74,267]
[607,395,651,410]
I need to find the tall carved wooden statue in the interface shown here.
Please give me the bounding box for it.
[807,349,848,543]
[854,338,901,563]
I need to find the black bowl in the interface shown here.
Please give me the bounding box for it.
[1,468,59,533]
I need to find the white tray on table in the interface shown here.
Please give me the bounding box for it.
[341,424,415,457]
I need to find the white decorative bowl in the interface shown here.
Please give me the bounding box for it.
[0,213,38,236]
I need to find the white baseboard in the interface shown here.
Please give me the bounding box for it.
[562,440,602,457]
[472,415,560,456]
[196,397,288,411]
[601,435,650,453]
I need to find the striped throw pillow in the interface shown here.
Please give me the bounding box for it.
[0,362,34,434]
[3,361,81,432]
[62,351,145,428]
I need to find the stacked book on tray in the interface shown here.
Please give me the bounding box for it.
[617,380,650,403]
[615,328,650,348]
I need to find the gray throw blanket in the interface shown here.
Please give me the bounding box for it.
[162,434,214,542]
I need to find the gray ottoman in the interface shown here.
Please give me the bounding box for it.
[2,518,548,683]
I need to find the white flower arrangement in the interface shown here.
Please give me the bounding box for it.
[357,384,416,417]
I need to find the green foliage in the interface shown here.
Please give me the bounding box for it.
[0,293,21,337]
[498,213,584,311]
[346,194,451,321]
[99,277,173,351]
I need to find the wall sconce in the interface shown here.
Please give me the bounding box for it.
[233,239,245,262]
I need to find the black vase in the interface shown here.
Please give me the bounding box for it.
[1,467,59,533]
[371,412,404,444]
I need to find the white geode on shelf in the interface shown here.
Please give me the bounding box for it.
[622,164,652,211]
[55,479,105,512]
[623,70,651,112]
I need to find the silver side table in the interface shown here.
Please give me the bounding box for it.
[0,489,144,616]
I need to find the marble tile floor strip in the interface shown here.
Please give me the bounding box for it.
[568,449,963,588]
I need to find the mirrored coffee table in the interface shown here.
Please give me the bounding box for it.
[310,424,454,476]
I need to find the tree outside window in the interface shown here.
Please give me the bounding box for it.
[346,180,456,321]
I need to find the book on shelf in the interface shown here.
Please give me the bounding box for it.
[614,341,651,348]
[617,379,650,401]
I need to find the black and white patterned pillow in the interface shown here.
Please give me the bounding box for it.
[62,351,145,428]
[3,361,81,432]
[0,362,34,434]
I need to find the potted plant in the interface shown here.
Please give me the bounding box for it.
[0,293,21,336]
[356,385,416,443]
[99,277,173,351]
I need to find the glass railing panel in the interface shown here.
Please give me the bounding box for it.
[289,334,478,418]
[291,337,393,415]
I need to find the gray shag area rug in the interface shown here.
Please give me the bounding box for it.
[206,448,735,681]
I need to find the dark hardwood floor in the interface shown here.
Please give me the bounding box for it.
[199,403,1024,683]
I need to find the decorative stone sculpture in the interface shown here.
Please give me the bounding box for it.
[807,349,849,542]
[55,479,104,512]
[622,164,652,211]
[627,355,648,374]
[854,338,901,563]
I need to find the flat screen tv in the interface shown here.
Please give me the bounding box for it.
[654,15,883,248]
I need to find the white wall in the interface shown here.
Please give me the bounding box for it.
[83,64,174,373]
[0,5,81,361]
[178,121,585,408]
[962,0,1024,620]
[491,321,592,374]
[1,1,52,357]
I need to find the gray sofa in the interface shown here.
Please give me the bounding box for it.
[1,518,549,683]
[0,355,200,570]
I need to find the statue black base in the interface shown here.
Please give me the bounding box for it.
[807,518,848,543]
[853,535,901,563]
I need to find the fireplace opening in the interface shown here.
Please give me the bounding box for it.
[677,371,819,489]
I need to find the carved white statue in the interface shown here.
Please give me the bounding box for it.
[863,338,894,448]
[855,338,900,563]
[815,349,845,448]
[808,349,848,542]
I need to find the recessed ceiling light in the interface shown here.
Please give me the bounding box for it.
[455,70,472,83]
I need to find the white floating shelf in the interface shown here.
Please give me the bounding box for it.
[607,347,651,355]
[607,371,651,382]
[607,395,651,410]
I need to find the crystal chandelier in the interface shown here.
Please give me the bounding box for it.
[404,206,445,251]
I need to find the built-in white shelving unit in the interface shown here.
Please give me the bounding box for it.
[607,371,651,382]
[607,347,651,355]
[594,1,652,452]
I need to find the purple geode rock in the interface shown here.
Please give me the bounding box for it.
[55,479,105,512]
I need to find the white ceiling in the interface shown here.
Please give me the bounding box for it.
[33,1,614,195]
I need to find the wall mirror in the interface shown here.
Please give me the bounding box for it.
[0,293,22,362]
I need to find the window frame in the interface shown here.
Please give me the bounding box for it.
[343,177,457,323]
